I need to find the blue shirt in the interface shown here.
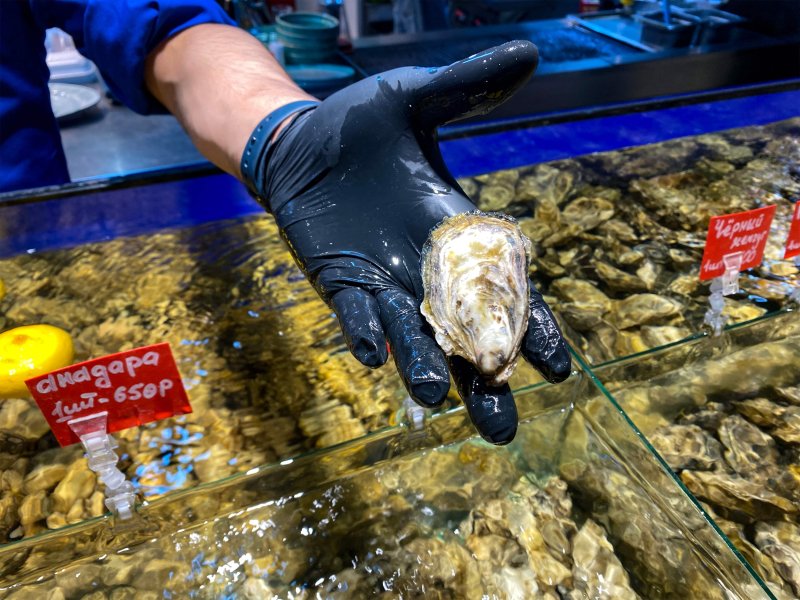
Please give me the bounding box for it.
[0,0,234,193]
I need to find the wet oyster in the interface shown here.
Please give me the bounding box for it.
[611,294,683,330]
[649,424,723,471]
[420,213,531,385]
[754,521,800,596]
[680,470,797,523]
[717,415,779,480]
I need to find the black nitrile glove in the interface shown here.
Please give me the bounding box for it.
[242,41,571,445]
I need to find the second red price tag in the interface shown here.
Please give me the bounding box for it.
[700,205,777,281]
[26,343,191,447]
[784,202,800,260]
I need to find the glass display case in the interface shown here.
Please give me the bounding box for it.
[0,367,770,598]
[592,310,800,599]
[0,85,797,597]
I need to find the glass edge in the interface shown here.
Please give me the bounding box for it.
[0,370,582,563]
[590,306,796,372]
[570,348,775,598]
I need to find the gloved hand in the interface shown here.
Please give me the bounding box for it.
[242,41,571,445]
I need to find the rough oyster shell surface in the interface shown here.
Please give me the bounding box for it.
[420,213,531,386]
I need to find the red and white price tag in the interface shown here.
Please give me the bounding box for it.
[26,343,191,447]
[784,202,800,260]
[700,205,777,281]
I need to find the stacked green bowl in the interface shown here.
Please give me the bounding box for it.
[276,12,339,65]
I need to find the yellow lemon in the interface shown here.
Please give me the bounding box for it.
[0,325,74,398]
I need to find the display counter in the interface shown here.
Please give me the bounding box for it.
[594,311,800,598]
[0,368,769,598]
[0,85,797,598]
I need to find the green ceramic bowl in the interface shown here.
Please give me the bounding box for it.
[276,12,339,65]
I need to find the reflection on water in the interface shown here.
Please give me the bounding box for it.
[599,312,800,599]
[457,118,800,364]
[0,396,769,599]
[0,117,796,551]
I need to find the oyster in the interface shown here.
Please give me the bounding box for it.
[640,325,691,347]
[649,424,723,472]
[611,294,684,330]
[754,521,800,596]
[420,213,531,385]
[598,219,639,243]
[516,164,575,207]
[569,519,640,600]
[680,470,797,523]
[518,217,552,244]
[733,397,786,428]
[717,415,779,479]
[595,260,649,293]
[776,386,800,406]
[561,196,615,232]
[635,260,659,291]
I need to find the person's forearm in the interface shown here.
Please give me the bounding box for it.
[145,23,316,177]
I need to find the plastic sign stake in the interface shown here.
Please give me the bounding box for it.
[720,251,744,296]
[68,412,136,519]
[26,343,191,519]
[700,206,776,337]
[785,201,800,261]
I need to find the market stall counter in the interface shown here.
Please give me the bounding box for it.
[0,84,797,598]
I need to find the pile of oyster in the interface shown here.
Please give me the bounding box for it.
[458,118,800,364]
[0,217,409,543]
[609,326,800,599]
[0,374,767,599]
[0,434,698,600]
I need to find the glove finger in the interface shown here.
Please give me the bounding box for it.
[376,288,450,407]
[449,356,518,445]
[412,40,538,129]
[331,288,389,368]
[521,281,572,384]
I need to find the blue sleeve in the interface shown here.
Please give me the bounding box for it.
[29,0,236,114]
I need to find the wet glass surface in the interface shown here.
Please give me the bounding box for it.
[593,310,800,599]
[0,109,797,597]
[0,373,769,599]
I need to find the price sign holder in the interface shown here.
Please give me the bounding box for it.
[68,412,136,519]
[26,343,191,520]
[700,206,776,336]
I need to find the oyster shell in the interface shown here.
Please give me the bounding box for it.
[754,521,800,596]
[717,415,779,480]
[561,196,615,232]
[420,213,531,386]
[595,260,649,293]
[680,470,797,523]
[611,294,684,330]
[649,424,723,471]
[569,519,640,600]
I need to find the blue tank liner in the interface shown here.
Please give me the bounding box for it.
[0,175,262,258]
[1,89,798,258]
[439,88,800,178]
